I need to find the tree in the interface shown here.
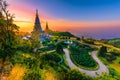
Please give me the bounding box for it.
[81,36,84,41]
[95,73,119,80]
[64,69,92,80]
[56,44,64,54]
[98,46,107,57]
[23,69,41,80]
[0,0,19,60]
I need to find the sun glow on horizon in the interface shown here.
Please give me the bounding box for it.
[14,17,120,33]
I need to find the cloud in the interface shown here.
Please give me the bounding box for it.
[14,20,31,23]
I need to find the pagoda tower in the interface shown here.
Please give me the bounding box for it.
[45,21,49,33]
[45,21,51,34]
[33,9,43,33]
[32,9,43,41]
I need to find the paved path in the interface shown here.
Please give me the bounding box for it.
[64,49,109,77]
[40,50,55,54]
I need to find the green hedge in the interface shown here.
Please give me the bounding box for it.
[69,45,98,70]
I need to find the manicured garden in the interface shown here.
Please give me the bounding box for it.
[69,43,98,70]
[40,52,69,69]
[41,52,62,64]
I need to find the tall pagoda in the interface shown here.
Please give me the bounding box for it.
[33,9,43,33]
[32,9,52,42]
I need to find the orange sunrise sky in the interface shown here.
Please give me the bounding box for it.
[7,0,120,39]
[7,0,120,32]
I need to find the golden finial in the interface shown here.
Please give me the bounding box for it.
[36,9,39,16]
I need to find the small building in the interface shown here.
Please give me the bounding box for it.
[70,37,77,40]
[21,35,31,40]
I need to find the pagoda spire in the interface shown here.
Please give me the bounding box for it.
[45,21,51,34]
[34,9,43,32]
[36,9,39,17]
[46,21,49,30]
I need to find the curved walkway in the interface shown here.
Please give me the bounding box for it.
[64,49,109,77]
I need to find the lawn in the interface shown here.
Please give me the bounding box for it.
[95,41,120,52]
[110,57,120,74]
[110,63,120,74]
